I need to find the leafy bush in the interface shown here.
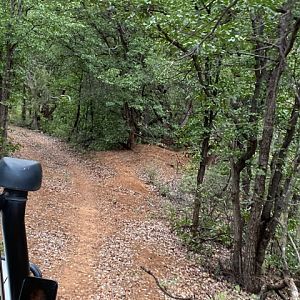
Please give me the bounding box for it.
[146,160,233,250]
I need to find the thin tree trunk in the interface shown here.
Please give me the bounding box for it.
[21,97,26,122]
[231,161,243,281]
[191,110,214,236]
[31,110,39,130]
[0,1,20,150]
[123,102,139,149]
[89,98,94,133]
[180,99,193,128]
[241,166,252,197]
[0,41,15,144]
[69,99,81,141]
[21,84,26,122]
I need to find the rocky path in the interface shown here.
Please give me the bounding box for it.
[8,126,249,300]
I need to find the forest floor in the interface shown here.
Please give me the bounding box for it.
[8,126,253,300]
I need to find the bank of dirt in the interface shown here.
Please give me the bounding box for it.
[9,126,250,299]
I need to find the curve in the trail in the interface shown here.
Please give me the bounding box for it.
[8,126,250,300]
[9,127,170,299]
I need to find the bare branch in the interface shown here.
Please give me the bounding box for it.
[141,266,195,300]
[198,0,239,46]
[259,280,287,300]
[287,232,300,266]
[156,24,187,53]
[227,50,278,62]
[284,17,300,57]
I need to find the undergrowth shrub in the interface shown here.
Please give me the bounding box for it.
[144,161,233,250]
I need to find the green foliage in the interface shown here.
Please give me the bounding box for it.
[0,134,20,157]
[161,163,232,249]
[17,1,186,149]
[213,291,230,300]
[43,96,75,137]
[3,0,300,288]
[167,205,195,247]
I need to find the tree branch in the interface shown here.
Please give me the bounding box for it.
[284,17,300,57]
[198,0,239,46]
[141,266,195,300]
[156,24,187,53]
[259,280,287,300]
[287,231,300,266]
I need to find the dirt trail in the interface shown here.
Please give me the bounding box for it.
[8,126,248,300]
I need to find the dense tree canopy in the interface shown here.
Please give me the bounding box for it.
[1,0,300,296]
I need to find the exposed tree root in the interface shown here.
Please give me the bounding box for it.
[259,277,299,300]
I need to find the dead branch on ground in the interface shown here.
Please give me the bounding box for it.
[141,266,196,300]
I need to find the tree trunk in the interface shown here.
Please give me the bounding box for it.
[244,61,286,293]
[89,98,94,133]
[279,173,296,269]
[21,85,26,123]
[256,89,300,271]
[0,0,20,150]
[231,161,243,281]
[229,11,264,281]
[243,6,300,291]
[180,99,193,128]
[191,110,214,236]
[31,110,39,130]
[241,166,251,197]
[123,102,139,150]
[0,41,15,144]
[69,100,81,140]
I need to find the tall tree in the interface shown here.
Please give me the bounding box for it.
[0,0,22,149]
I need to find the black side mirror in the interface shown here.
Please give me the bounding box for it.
[19,277,58,300]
